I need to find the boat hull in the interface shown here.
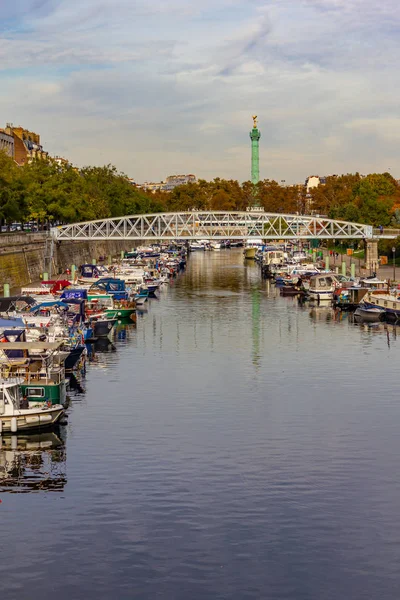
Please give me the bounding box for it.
[308,290,334,302]
[92,318,117,337]
[244,248,257,259]
[354,307,384,322]
[105,308,136,319]
[0,406,64,432]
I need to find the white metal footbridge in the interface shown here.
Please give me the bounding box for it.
[51,212,398,241]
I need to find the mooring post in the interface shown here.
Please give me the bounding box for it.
[325,255,330,271]
[3,283,10,297]
[341,261,346,276]
[71,265,76,281]
[350,262,356,278]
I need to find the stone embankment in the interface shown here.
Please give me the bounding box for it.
[0,232,134,292]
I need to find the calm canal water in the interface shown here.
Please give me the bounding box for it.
[2,250,400,599]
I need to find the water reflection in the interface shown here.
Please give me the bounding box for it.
[0,431,66,493]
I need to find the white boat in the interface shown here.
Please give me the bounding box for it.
[0,381,64,433]
[292,250,308,263]
[210,242,221,250]
[190,242,206,251]
[288,263,320,277]
[308,274,337,302]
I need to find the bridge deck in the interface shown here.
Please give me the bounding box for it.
[51,212,399,241]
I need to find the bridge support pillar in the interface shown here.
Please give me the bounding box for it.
[365,239,379,274]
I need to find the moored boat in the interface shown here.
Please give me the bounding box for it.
[308,274,337,302]
[0,381,64,433]
[354,305,385,322]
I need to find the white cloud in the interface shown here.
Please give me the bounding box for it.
[1,0,400,183]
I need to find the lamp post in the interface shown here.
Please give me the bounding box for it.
[392,246,396,283]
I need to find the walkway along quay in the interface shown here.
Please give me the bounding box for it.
[0,231,137,293]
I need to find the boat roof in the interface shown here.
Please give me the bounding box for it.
[0,296,36,311]
[0,341,63,350]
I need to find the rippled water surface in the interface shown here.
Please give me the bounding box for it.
[2,250,400,599]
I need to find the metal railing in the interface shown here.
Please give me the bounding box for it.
[51,212,398,241]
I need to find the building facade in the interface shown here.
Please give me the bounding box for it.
[0,129,14,158]
[4,124,48,165]
[140,174,197,193]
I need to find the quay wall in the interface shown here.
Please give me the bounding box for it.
[0,233,136,292]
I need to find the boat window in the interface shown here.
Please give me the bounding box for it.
[7,386,21,407]
[394,303,396,309]
[384,301,388,307]
[319,279,327,288]
[27,387,45,397]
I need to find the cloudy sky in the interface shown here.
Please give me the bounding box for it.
[0,0,398,183]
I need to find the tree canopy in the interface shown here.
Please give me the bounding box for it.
[1,150,400,230]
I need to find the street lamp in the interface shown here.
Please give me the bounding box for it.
[392,246,396,282]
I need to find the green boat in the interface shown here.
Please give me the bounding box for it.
[20,379,66,408]
[0,341,67,408]
[86,293,136,321]
[104,307,136,320]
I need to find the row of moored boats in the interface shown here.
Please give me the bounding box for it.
[253,244,400,323]
[0,245,186,433]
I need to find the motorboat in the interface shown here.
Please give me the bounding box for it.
[210,242,222,250]
[354,304,385,322]
[190,242,206,251]
[308,274,337,302]
[0,381,64,433]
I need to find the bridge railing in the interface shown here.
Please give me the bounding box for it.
[372,227,400,238]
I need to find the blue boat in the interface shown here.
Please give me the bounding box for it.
[89,278,129,301]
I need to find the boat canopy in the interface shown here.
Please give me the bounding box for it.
[29,301,69,312]
[0,296,36,312]
[0,341,63,350]
[0,317,25,328]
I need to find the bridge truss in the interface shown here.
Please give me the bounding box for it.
[51,211,381,241]
[51,212,380,241]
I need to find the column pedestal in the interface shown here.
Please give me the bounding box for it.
[365,239,379,274]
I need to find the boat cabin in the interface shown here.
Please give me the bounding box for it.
[0,383,24,414]
[309,274,337,291]
[89,278,129,301]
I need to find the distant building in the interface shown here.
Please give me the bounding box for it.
[4,124,48,166]
[139,174,197,193]
[0,129,14,158]
[162,174,197,191]
[304,175,327,214]
[305,175,326,193]
[53,156,69,167]
[140,181,164,193]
